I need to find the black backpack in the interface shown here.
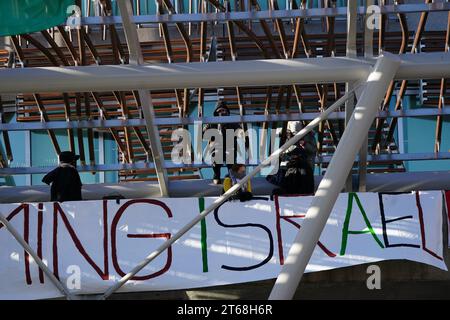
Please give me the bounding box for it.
[281,166,303,194]
[280,153,314,195]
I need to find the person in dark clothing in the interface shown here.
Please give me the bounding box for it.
[42,151,82,202]
[268,138,315,197]
[287,121,317,173]
[204,100,243,184]
[283,144,314,194]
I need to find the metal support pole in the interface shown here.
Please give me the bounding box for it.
[364,0,375,59]
[1,53,450,94]
[67,3,450,25]
[118,0,169,196]
[358,0,375,192]
[100,85,359,299]
[268,53,400,300]
[0,211,73,299]
[346,0,358,58]
[3,106,450,132]
[344,0,358,192]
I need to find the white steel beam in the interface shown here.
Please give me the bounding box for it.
[0,57,369,93]
[268,53,401,300]
[1,53,449,94]
[118,0,169,196]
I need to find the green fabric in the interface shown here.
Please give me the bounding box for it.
[0,0,75,37]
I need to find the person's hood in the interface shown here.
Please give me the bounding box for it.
[213,102,230,116]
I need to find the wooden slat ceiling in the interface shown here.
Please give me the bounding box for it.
[2,1,450,180]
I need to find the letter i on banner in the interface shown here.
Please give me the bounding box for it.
[198,197,209,272]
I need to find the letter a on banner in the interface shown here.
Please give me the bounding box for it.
[340,193,384,255]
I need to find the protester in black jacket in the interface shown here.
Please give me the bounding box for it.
[42,151,82,202]
[267,139,315,197]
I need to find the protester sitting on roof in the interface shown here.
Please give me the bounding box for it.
[42,151,82,202]
[223,164,253,202]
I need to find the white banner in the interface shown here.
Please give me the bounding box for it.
[0,191,447,300]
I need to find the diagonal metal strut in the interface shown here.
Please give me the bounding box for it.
[100,83,361,299]
[268,53,401,300]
